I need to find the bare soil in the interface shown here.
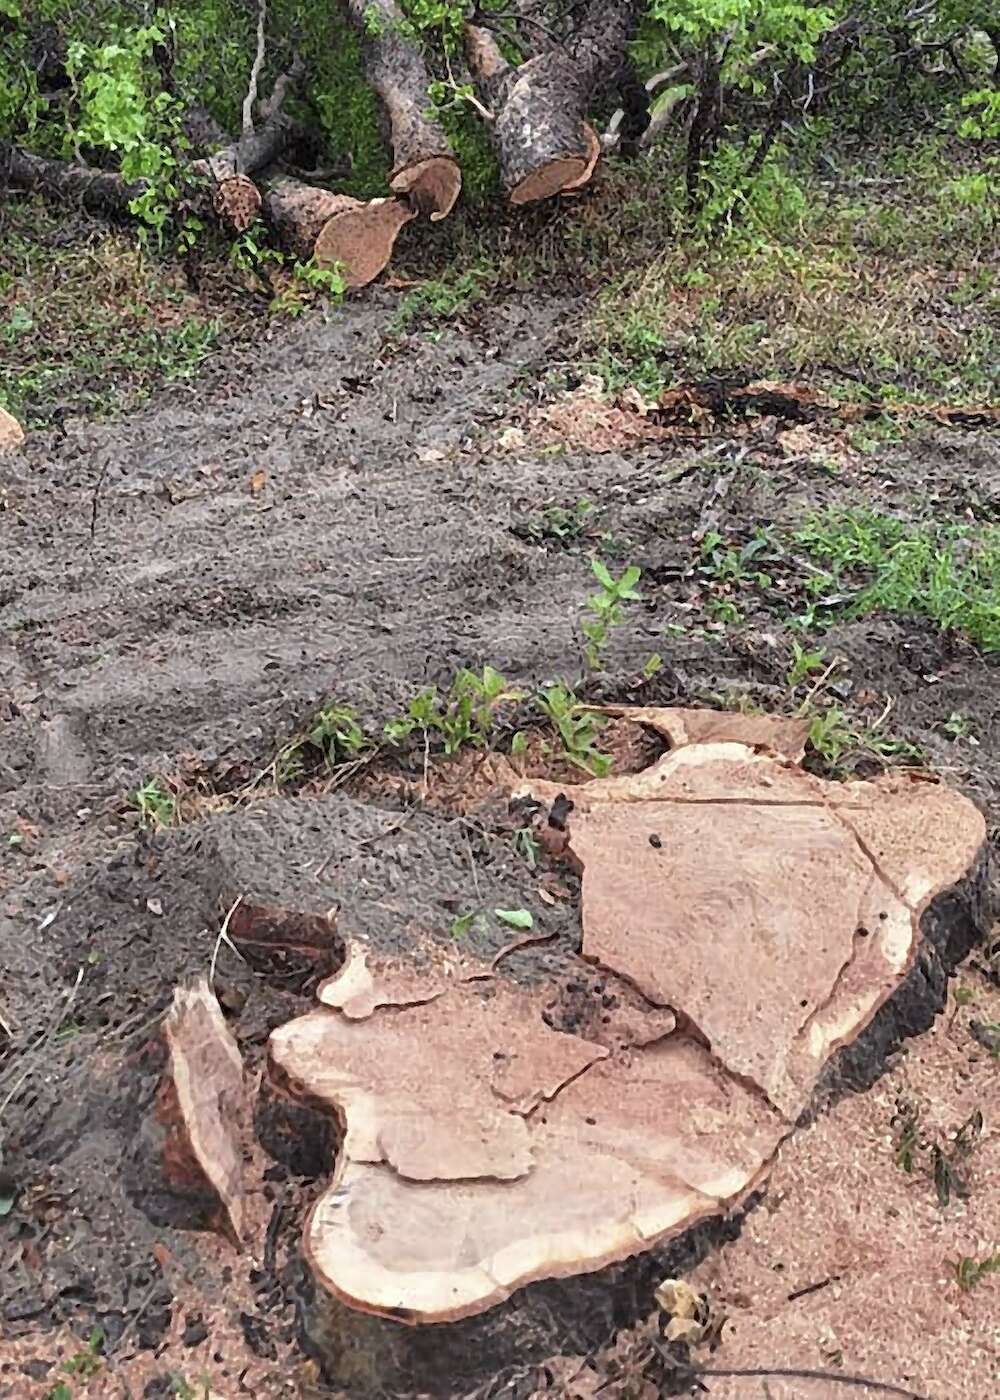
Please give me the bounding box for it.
[1,291,998,1399]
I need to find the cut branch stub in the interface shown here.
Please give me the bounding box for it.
[265,707,985,1390]
[262,177,415,287]
[344,0,461,220]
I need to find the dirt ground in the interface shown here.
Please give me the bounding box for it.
[1,290,998,1400]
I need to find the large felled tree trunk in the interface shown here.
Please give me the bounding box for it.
[260,177,415,286]
[466,1,641,204]
[342,0,461,219]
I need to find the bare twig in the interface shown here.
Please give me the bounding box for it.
[209,895,246,989]
[241,0,268,143]
[687,1364,930,1399]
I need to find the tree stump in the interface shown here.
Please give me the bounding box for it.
[254,709,990,1394]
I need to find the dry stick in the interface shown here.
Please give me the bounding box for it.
[209,895,246,990]
[109,1275,164,1359]
[242,0,268,142]
[684,1363,931,1400]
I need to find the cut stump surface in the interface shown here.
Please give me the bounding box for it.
[262,709,986,1387]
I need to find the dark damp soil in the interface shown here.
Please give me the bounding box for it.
[1,289,999,1399]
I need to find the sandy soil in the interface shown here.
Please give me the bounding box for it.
[1,293,997,1399]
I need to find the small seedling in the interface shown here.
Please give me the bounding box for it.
[385,667,523,755]
[535,683,612,777]
[787,639,827,688]
[805,706,922,773]
[132,778,176,828]
[942,711,976,742]
[515,499,597,548]
[643,653,663,678]
[953,1250,1000,1291]
[305,705,372,766]
[891,1098,922,1174]
[708,596,744,625]
[582,558,643,670]
[450,911,476,938]
[63,1327,104,1381]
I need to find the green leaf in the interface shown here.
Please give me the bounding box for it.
[591,558,614,590]
[450,912,475,938]
[494,908,533,930]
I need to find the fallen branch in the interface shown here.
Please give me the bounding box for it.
[1,143,151,222]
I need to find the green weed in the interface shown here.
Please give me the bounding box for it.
[953,1250,1000,1292]
[383,667,522,755]
[304,705,372,766]
[512,827,541,869]
[805,706,923,773]
[513,499,598,549]
[794,511,1000,652]
[392,267,492,329]
[582,559,643,670]
[534,684,612,777]
[132,778,176,828]
[786,640,828,689]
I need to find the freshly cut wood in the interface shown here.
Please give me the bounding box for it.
[263,709,986,1390]
[317,943,448,1018]
[187,62,317,233]
[465,3,641,204]
[559,121,602,196]
[343,0,461,219]
[144,978,252,1246]
[0,405,25,454]
[597,704,811,760]
[261,177,415,286]
[190,112,300,233]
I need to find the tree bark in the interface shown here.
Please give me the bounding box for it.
[261,176,415,286]
[341,0,461,219]
[1,143,150,222]
[125,979,253,1249]
[1,112,303,236]
[466,1,641,204]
